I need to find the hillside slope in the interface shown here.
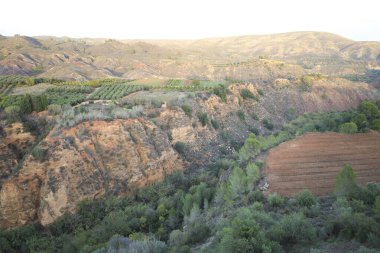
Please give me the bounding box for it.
[0,79,378,229]
[0,32,379,80]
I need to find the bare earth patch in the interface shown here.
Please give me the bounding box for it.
[264,131,380,196]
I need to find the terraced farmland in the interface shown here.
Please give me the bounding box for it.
[264,132,380,196]
[89,83,145,100]
[45,85,94,105]
[0,84,14,96]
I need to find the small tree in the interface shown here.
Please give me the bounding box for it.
[19,94,33,114]
[246,163,260,192]
[229,167,247,199]
[358,101,380,121]
[372,119,380,131]
[334,164,359,198]
[238,133,261,162]
[352,113,368,130]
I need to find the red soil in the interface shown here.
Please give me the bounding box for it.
[264,131,380,196]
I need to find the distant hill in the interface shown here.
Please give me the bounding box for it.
[0,32,379,80]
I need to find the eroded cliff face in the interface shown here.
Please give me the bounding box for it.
[0,122,35,182]
[0,118,184,228]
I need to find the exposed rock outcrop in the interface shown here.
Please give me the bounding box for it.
[0,119,184,228]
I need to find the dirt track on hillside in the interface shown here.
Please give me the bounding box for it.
[264,131,380,196]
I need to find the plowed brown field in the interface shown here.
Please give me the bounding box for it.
[264,131,380,196]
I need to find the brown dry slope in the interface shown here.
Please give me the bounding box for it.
[0,119,184,229]
[264,132,380,196]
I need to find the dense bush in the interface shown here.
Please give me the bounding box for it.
[299,75,314,92]
[236,110,245,121]
[240,89,258,100]
[219,208,280,253]
[213,85,228,102]
[31,146,48,161]
[181,104,192,118]
[268,193,285,207]
[262,118,274,130]
[211,119,220,129]
[358,101,380,121]
[174,142,186,154]
[0,94,47,112]
[197,112,209,126]
[4,105,20,121]
[338,122,358,133]
[372,119,380,130]
[294,190,317,208]
[97,235,168,253]
[269,212,316,245]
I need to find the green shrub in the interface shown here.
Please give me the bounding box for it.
[372,119,380,130]
[248,126,259,135]
[294,190,316,208]
[245,163,260,192]
[105,235,167,253]
[240,89,258,100]
[358,101,380,121]
[269,212,316,245]
[352,113,368,130]
[197,112,209,126]
[19,94,33,114]
[220,208,279,253]
[338,122,358,134]
[285,107,297,120]
[47,104,62,115]
[211,119,220,129]
[334,165,359,198]
[238,133,261,162]
[191,79,200,86]
[236,110,245,121]
[268,193,284,207]
[374,196,380,214]
[299,75,313,92]
[229,167,247,198]
[31,146,48,161]
[31,94,48,112]
[174,142,186,154]
[332,212,379,242]
[169,230,187,247]
[4,105,21,119]
[213,85,228,102]
[181,105,192,118]
[262,119,274,130]
[251,112,259,120]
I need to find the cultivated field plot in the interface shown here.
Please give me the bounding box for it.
[0,84,14,96]
[89,83,144,100]
[264,132,380,196]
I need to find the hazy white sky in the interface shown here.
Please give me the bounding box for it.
[1,0,380,41]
